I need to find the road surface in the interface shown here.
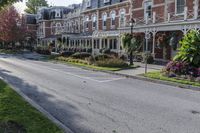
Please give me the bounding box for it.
[0,55,200,133]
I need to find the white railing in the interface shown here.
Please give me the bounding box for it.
[132,7,199,27]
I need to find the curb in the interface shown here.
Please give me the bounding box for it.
[51,61,200,92]
[1,77,74,133]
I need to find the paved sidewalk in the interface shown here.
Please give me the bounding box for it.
[116,62,164,76]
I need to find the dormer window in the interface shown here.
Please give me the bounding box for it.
[104,0,110,3]
[176,0,185,14]
[86,0,91,8]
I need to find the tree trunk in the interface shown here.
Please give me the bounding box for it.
[130,51,134,66]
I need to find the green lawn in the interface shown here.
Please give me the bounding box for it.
[0,80,63,133]
[144,71,200,87]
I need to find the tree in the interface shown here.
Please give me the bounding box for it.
[0,0,21,9]
[24,0,48,14]
[122,33,142,65]
[0,6,28,48]
[174,30,200,67]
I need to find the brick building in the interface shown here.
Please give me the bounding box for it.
[33,0,200,61]
[36,6,73,50]
[121,0,200,60]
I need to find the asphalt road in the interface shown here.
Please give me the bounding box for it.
[0,55,200,133]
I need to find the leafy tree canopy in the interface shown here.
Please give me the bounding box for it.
[24,0,48,14]
[174,30,200,67]
[0,0,21,9]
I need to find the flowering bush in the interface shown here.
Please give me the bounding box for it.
[163,61,200,78]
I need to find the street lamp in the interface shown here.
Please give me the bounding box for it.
[129,18,135,35]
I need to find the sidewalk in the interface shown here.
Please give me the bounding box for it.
[116,62,164,76]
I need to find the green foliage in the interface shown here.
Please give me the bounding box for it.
[56,57,88,65]
[144,71,200,87]
[174,30,200,67]
[94,54,112,61]
[95,58,128,68]
[71,52,91,59]
[121,33,141,54]
[24,0,48,14]
[0,80,63,133]
[0,0,20,9]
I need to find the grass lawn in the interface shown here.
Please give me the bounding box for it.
[0,80,63,133]
[144,71,200,87]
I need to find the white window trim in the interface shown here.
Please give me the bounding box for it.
[175,0,186,15]
[92,14,97,30]
[85,16,89,31]
[119,9,126,27]
[143,0,153,19]
[102,12,107,30]
[110,10,116,29]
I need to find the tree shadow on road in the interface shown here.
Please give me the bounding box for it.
[0,68,94,133]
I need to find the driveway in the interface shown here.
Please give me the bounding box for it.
[0,55,200,133]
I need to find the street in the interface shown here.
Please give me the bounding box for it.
[0,55,200,133]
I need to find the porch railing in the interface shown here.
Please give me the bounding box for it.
[132,6,199,27]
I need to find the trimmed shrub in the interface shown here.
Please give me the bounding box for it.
[94,54,112,61]
[102,48,111,54]
[87,48,92,53]
[61,51,75,57]
[36,47,50,55]
[95,58,128,68]
[71,52,91,59]
[119,54,128,61]
[56,57,88,65]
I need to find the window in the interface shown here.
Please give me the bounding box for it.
[176,0,185,14]
[85,16,89,30]
[144,1,152,19]
[104,0,110,3]
[51,23,54,34]
[56,23,61,34]
[110,11,116,27]
[92,14,97,29]
[102,13,107,29]
[119,9,126,27]
[86,0,91,7]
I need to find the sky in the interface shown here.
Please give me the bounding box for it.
[14,0,82,13]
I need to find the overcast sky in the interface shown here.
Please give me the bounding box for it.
[14,0,82,13]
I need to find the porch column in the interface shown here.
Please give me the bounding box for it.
[118,36,122,55]
[194,0,199,19]
[107,38,110,49]
[152,31,156,57]
[92,38,94,55]
[100,38,102,50]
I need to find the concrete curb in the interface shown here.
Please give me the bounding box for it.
[1,77,74,133]
[52,61,200,92]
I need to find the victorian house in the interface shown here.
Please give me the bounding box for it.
[120,0,200,61]
[34,0,200,61]
[36,6,73,49]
